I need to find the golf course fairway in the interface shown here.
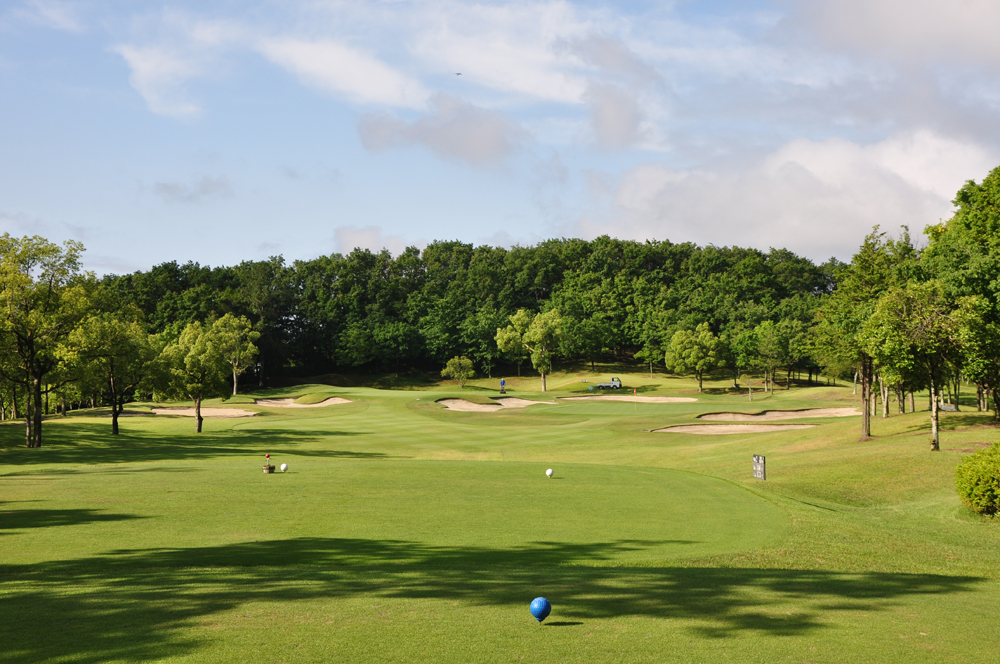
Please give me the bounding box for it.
[2,373,999,662]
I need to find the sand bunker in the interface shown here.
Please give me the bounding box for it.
[438,397,553,412]
[439,399,501,412]
[151,407,257,418]
[255,397,351,408]
[492,397,552,407]
[561,395,698,403]
[699,407,859,422]
[655,424,815,434]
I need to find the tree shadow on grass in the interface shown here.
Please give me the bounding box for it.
[0,423,400,467]
[885,412,1000,439]
[0,537,982,663]
[0,507,144,532]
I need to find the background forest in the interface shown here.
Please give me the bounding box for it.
[7,165,1000,448]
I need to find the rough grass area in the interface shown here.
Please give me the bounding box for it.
[2,371,999,662]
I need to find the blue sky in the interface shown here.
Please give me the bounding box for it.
[2,0,1000,273]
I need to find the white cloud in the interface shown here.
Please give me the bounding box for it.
[788,0,1000,67]
[564,34,662,85]
[259,38,429,109]
[113,45,203,117]
[334,226,417,256]
[408,1,594,104]
[582,130,998,260]
[584,82,646,149]
[358,94,528,165]
[154,176,234,203]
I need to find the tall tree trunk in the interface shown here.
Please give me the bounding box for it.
[880,378,889,418]
[32,377,43,447]
[233,367,239,396]
[953,376,961,412]
[541,373,547,392]
[909,391,915,413]
[897,386,904,414]
[110,370,119,436]
[24,381,31,448]
[195,394,204,433]
[11,384,17,420]
[786,369,791,389]
[853,370,858,395]
[860,356,872,438]
[697,371,703,392]
[649,361,652,379]
[929,372,940,451]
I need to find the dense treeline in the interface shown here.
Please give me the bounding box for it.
[101,239,839,382]
[8,162,1000,448]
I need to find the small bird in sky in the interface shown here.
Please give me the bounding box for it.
[455,72,462,75]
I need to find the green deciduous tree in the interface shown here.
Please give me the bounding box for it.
[817,228,916,437]
[663,322,720,392]
[862,282,956,450]
[496,309,564,391]
[441,355,475,388]
[0,234,91,447]
[155,321,230,433]
[564,316,612,372]
[211,313,260,395]
[67,308,156,435]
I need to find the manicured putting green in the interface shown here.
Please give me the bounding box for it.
[0,460,788,566]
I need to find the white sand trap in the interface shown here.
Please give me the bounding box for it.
[655,424,815,434]
[151,407,257,418]
[561,395,698,403]
[699,407,859,422]
[438,399,502,412]
[255,397,351,408]
[492,397,553,407]
[437,397,551,412]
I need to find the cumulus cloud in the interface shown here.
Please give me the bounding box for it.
[333,226,417,256]
[584,82,646,149]
[154,176,233,203]
[113,45,204,117]
[581,130,998,260]
[408,1,592,104]
[259,38,429,109]
[565,34,662,85]
[358,94,528,165]
[787,0,1000,67]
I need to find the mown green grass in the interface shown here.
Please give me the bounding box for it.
[2,370,999,662]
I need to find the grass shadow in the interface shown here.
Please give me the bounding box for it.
[0,537,982,662]
[0,422,395,466]
[0,507,144,532]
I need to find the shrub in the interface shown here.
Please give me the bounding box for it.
[441,356,475,388]
[955,442,1000,515]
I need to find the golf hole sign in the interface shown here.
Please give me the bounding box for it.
[753,454,766,481]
